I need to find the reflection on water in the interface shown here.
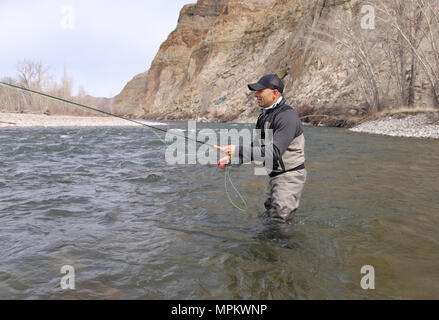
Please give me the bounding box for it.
[0,124,438,299]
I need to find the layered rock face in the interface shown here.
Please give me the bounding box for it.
[113,0,369,121]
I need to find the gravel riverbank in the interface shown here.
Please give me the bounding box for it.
[349,113,439,139]
[0,113,166,128]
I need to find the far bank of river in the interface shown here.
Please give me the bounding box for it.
[1,111,438,140]
[349,113,439,139]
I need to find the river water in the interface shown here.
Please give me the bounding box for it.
[0,122,438,299]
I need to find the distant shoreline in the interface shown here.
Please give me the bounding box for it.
[0,112,165,128]
[1,111,438,140]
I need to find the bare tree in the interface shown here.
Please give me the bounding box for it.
[0,60,91,114]
[312,7,384,112]
[374,0,439,107]
[377,0,425,107]
[310,0,439,112]
[16,60,51,90]
[59,67,73,99]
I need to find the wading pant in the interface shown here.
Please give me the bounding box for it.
[264,169,307,222]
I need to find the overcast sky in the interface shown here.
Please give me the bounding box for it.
[0,0,194,97]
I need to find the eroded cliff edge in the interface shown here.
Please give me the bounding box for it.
[113,0,437,124]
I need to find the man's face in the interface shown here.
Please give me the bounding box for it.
[254,88,278,108]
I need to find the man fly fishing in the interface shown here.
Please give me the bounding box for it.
[216,74,306,222]
[0,77,306,219]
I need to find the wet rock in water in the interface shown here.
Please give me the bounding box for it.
[145,174,161,183]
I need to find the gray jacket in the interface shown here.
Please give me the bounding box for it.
[238,98,305,176]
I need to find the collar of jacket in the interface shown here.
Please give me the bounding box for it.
[260,97,286,115]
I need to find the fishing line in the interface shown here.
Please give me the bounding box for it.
[225,166,248,212]
[0,81,203,146]
[0,81,248,212]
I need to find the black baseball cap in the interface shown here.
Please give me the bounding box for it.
[248,74,284,93]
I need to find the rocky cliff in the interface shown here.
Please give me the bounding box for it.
[113,0,436,123]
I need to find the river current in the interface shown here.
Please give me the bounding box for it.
[0,122,438,299]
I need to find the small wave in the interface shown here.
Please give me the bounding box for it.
[127,174,161,183]
[97,211,118,225]
[145,174,161,182]
[43,208,83,217]
[169,128,186,132]
[146,140,167,147]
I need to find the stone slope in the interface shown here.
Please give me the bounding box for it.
[113,0,366,121]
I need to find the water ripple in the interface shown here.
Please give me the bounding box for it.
[0,125,438,299]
